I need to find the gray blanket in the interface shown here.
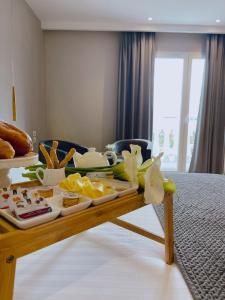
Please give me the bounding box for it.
[154,172,225,300]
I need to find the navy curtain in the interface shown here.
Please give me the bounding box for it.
[190,34,225,174]
[116,32,155,140]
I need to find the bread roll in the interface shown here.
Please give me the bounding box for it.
[0,121,33,156]
[0,138,15,159]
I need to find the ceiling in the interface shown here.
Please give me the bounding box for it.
[26,0,225,33]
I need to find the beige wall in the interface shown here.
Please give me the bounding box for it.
[156,32,206,54]
[44,31,206,152]
[0,0,45,145]
[44,31,120,151]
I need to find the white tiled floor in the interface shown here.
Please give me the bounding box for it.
[14,204,193,300]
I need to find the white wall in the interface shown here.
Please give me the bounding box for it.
[44,31,120,151]
[156,32,206,54]
[44,31,206,151]
[0,0,45,144]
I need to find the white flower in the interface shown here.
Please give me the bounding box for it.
[121,145,164,202]
[144,153,164,205]
[122,145,143,185]
[122,149,138,185]
[130,144,143,167]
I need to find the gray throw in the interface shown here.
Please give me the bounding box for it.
[154,172,225,300]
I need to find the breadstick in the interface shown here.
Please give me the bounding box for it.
[39,144,54,169]
[59,148,76,168]
[50,141,59,168]
[52,150,59,169]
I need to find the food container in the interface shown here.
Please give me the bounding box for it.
[50,194,92,217]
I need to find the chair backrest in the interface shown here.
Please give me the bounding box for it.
[39,140,88,166]
[113,139,152,162]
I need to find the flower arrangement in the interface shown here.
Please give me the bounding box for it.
[112,145,176,204]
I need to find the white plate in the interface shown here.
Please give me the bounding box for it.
[91,192,119,206]
[49,195,92,216]
[91,179,138,198]
[0,204,60,229]
[0,152,39,169]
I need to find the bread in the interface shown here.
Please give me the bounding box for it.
[0,138,15,159]
[63,198,79,208]
[37,187,53,198]
[62,192,80,208]
[0,121,33,156]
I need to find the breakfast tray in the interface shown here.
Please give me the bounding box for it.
[0,179,139,229]
[0,179,174,300]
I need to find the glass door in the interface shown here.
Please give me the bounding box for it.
[153,54,205,172]
[153,57,184,170]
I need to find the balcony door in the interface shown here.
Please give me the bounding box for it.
[152,53,205,171]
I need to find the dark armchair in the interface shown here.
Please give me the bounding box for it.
[111,139,152,162]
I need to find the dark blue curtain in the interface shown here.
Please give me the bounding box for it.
[190,34,225,174]
[116,32,155,140]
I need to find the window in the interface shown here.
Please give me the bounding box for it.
[152,53,205,172]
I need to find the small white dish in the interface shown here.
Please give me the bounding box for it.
[117,185,138,197]
[0,204,60,229]
[50,195,92,216]
[91,192,119,206]
[110,180,138,197]
[91,179,138,198]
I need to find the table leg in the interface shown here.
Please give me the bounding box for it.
[164,193,174,265]
[0,255,16,300]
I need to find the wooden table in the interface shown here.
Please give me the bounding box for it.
[0,180,174,300]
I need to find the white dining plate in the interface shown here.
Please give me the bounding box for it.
[0,152,39,169]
